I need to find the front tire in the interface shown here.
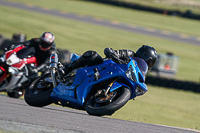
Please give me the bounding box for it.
[85,87,131,116]
[25,73,53,107]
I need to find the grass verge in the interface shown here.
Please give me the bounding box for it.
[4,0,200,36]
[106,85,200,130]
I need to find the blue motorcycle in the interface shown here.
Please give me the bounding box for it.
[25,53,148,116]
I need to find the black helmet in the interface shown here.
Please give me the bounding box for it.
[39,32,55,51]
[135,45,158,70]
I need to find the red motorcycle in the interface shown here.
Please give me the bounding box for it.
[0,45,39,98]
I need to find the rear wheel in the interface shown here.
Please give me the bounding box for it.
[85,86,131,116]
[25,73,53,107]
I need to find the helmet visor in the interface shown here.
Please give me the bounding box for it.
[40,40,52,48]
[146,58,156,70]
[39,44,51,51]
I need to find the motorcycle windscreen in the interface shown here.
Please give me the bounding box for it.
[131,57,148,78]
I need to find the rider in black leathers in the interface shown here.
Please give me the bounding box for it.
[16,32,56,74]
[61,45,158,75]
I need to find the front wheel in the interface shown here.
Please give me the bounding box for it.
[24,73,53,107]
[85,87,131,116]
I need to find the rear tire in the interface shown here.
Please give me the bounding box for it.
[25,73,53,107]
[85,87,131,116]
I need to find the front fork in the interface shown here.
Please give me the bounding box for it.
[50,53,58,88]
[50,68,57,88]
[104,79,117,96]
[94,78,124,104]
[95,78,118,97]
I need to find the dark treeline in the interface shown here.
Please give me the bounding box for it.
[83,0,200,20]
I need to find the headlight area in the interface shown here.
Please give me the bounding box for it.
[125,66,136,82]
[135,85,145,96]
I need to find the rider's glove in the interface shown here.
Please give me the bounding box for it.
[104,47,119,60]
[33,68,38,73]
[28,66,38,74]
[104,48,127,64]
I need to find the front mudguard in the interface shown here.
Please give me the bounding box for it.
[110,81,132,94]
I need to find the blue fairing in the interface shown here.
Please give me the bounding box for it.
[50,57,148,109]
[70,53,80,61]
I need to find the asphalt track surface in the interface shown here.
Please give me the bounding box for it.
[0,95,199,133]
[0,0,200,46]
[0,1,200,133]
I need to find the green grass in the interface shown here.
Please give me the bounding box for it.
[0,1,200,130]
[5,0,200,36]
[107,85,200,130]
